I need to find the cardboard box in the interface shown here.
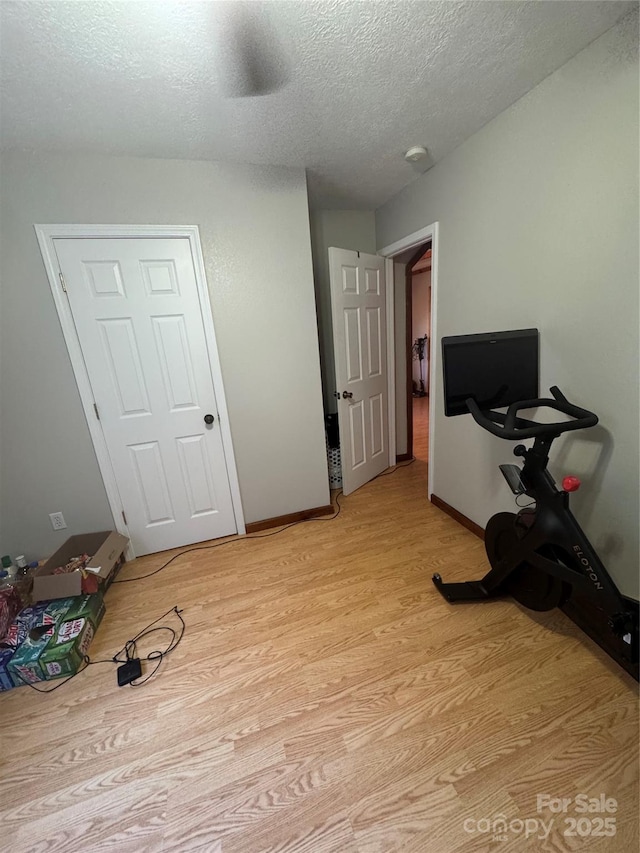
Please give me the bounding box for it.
[3,602,49,648]
[39,596,106,678]
[32,531,128,602]
[0,584,24,639]
[7,598,76,686]
[60,592,105,629]
[0,604,46,690]
[0,603,50,690]
[6,594,105,686]
[0,648,16,691]
[0,603,41,690]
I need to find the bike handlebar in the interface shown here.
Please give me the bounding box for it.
[466,386,599,440]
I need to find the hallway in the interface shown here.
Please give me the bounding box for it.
[412,394,429,462]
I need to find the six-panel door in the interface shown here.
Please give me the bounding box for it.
[329,248,388,495]
[54,237,237,555]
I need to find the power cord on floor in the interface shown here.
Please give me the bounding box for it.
[114,458,416,585]
[12,606,185,693]
[113,491,344,584]
[88,605,185,687]
[11,658,92,693]
[373,457,416,478]
[10,459,417,694]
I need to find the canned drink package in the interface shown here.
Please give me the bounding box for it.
[60,593,105,630]
[39,594,105,679]
[7,627,53,685]
[0,648,17,691]
[7,596,93,687]
[0,602,58,690]
[6,596,101,687]
[39,619,96,678]
[0,585,24,640]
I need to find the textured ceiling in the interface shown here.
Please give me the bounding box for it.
[0,1,634,208]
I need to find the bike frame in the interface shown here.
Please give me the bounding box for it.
[432,434,638,673]
[432,385,638,679]
[482,437,625,615]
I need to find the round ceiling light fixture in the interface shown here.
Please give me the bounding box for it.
[404,145,428,163]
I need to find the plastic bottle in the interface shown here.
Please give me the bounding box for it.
[1,556,17,580]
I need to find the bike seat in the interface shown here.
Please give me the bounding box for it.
[466,386,598,440]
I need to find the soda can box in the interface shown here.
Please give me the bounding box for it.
[39,618,95,678]
[39,594,106,679]
[0,584,23,640]
[6,595,106,687]
[0,603,46,690]
[1,600,71,689]
[22,597,75,627]
[7,626,55,685]
[0,648,16,691]
[3,604,47,647]
[61,593,105,629]
[0,619,31,690]
[6,597,91,686]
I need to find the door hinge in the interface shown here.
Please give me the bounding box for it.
[59,272,67,293]
[93,402,100,420]
[122,510,128,526]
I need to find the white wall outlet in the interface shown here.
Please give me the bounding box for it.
[49,512,67,531]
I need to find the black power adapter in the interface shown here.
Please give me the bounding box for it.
[117,658,142,686]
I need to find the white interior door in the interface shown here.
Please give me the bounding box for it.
[329,248,389,495]
[53,236,238,555]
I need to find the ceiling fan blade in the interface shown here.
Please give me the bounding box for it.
[215,3,290,98]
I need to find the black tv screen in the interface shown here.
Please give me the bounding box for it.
[442,329,539,417]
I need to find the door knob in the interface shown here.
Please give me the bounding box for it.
[204,414,215,425]
[342,391,353,399]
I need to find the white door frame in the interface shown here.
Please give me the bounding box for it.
[35,224,246,557]
[379,222,439,498]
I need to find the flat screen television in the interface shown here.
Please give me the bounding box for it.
[442,328,539,417]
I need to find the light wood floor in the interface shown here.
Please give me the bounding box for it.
[413,396,429,462]
[2,461,638,852]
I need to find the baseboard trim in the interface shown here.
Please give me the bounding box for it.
[245,504,335,534]
[430,494,485,540]
[396,453,413,463]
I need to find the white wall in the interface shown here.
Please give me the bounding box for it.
[309,209,376,413]
[376,13,639,598]
[0,151,329,559]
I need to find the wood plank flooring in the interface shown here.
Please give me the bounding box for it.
[412,396,429,463]
[1,459,638,852]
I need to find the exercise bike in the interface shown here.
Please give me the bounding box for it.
[432,385,639,680]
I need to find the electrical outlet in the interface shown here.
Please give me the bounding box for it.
[49,512,67,531]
